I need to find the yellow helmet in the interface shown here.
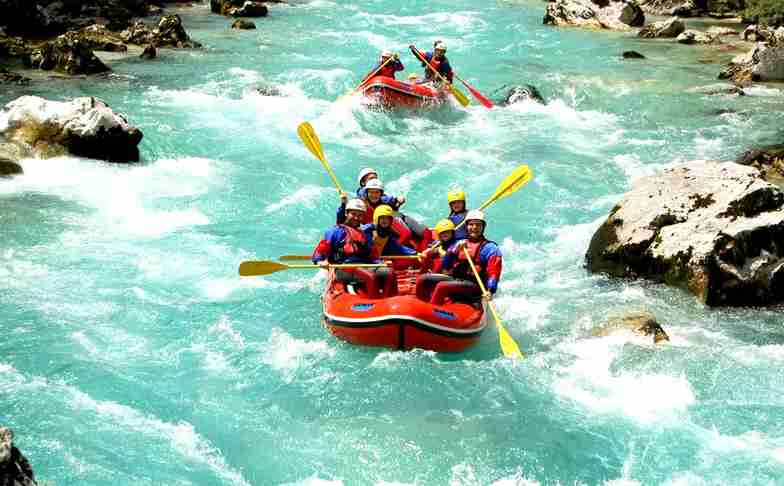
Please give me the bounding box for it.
[447,189,465,204]
[433,219,456,236]
[373,205,395,225]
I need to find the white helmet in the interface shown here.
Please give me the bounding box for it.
[381,50,393,58]
[365,178,384,191]
[435,42,447,52]
[357,167,377,186]
[465,209,485,224]
[345,198,366,213]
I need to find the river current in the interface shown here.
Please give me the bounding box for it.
[2,1,784,484]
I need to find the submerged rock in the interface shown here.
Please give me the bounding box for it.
[623,50,646,59]
[586,161,784,307]
[232,19,257,29]
[0,427,37,485]
[543,0,645,31]
[1,96,143,163]
[0,67,30,85]
[140,44,157,59]
[500,84,546,105]
[594,311,670,344]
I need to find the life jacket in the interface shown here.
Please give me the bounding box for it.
[335,224,370,262]
[452,238,491,282]
[371,230,390,260]
[425,57,442,79]
[378,65,397,79]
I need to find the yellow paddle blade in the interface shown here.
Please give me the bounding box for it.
[239,260,289,276]
[279,255,312,261]
[297,122,325,162]
[481,164,533,210]
[497,321,524,359]
[450,84,470,107]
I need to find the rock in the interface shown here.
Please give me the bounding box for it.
[0,67,30,85]
[231,19,257,29]
[230,1,268,17]
[736,144,784,184]
[692,84,745,95]
[0,0,149,37]
[720,42,784,83]
[254,85,283,96]
[706,26,737,37]
[120,14,201,48]
[140,44,157,59]
[0,157,23,176]
[677,29,718,44]
[638,16,686,38]
[210,0,222,13]
[1,96,144,163]
[147,4,164,16]
[742,24,775,43]
[585,161,784,307]
[594,311,670,344]
[76,24,128,52]
[0,427,37,485]
[153,13,201,47]
[0,32,33,65]
[638,0,699,16]
[500,84,546,105]
[623,50,646,58]
[543,0,645,31]
[30,32,110,75]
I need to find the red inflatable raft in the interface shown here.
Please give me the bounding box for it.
[322,267,487,352]
[359,75,450,110]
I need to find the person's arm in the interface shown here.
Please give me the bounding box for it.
[336,203,346,225]
[442,59,454,83]
[313,228,340,264]
[386,237,417,256]
[481,243,503,294]
[394,59,405,72]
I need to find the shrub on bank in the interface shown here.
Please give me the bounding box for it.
[744,0,784,26]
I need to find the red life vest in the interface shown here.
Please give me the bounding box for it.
[453,239,488,282]
[426,58,442,79]
[337,224,369,260]
[379,65,397,79]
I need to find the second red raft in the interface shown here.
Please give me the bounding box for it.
[359,75,450,110]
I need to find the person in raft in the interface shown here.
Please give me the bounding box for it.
[411,41,453,84]
[353,167,406,207]
[362,205,417,260]
[338,178,401,225]
[313,199,393,297]
[446,189,468,240]
[441,210,502,297]
[368,50,404,80]
[419,219,457,273]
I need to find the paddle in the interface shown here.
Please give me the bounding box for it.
[239,260,388,277]
[454,73,494,109]
[297,121,344,194]
[409,45,470,107]
[453,164,533,232]
[279,254,421,262]
[462,247,523,359]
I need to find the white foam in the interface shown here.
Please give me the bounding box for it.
[613,154,665,181]
[279,477,344,486]
[208,315,247,349]
[261,328,335,381]
[265,184,330,213]
[552,336,696,423]
[370,349,437,368]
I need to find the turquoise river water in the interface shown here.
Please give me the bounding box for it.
[2,1,784,484]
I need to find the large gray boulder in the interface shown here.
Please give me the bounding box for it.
[586,161,784,307]
[0,427,37,485]
[719,42,784,83]
[677,29,718,44]
[1,96,143,162]
[0,157,23,176]
[544,0,645,31]
[120,14,201,48]
[29,31,110,75]
[637,0,699,16]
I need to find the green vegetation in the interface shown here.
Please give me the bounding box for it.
[744,0,784,26]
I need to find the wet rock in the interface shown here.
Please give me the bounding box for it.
[147,4,164,16]
[594,311,670,344]
[693,84,745,95]
[230,1,268,17]
[30,32,110,75]
[1,96,144,163]
[120,14,200,48]
[585,161,784,307]
[76,24,127,52]
[0,31,33,65]
[0,0,149,38]
[0,67,30,85]
[543,0,645,31]
[638,0,699,16]
[737,144,784,184]
[742,24,780,43]
[638,16,686,38]
[623,50,646,58]
[231,19,257,29]
[254,85,283,96]
[677,29,718,44]
[0,427,37,485]
[0,157,23,176]
[500,84,546,105]
[140,44,157,59]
